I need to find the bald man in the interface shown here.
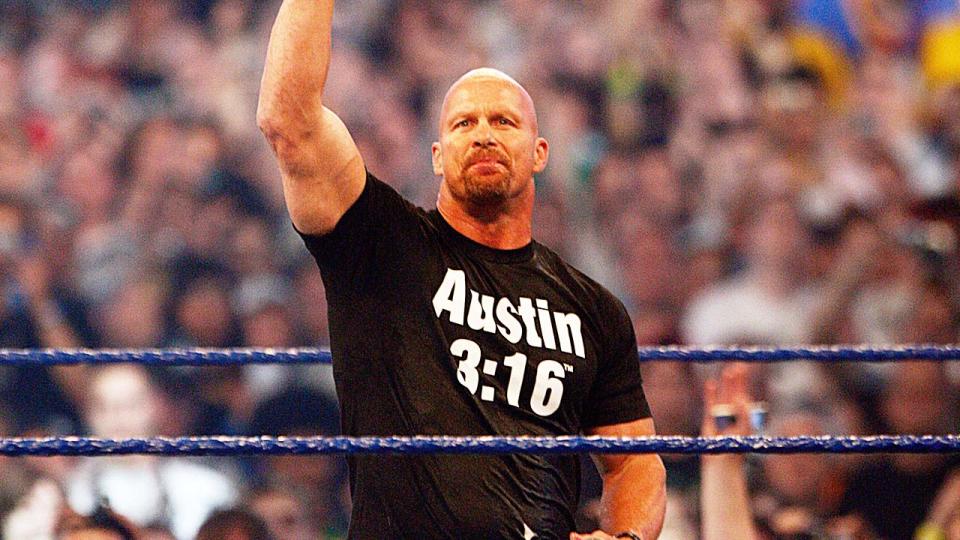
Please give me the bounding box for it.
[257,3,665,539]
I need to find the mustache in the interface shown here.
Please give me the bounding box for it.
[465,149,510,166]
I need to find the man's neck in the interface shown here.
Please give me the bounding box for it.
[436,184,533,250]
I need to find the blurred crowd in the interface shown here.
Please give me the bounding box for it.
[1,0,960,538]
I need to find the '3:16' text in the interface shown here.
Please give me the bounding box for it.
[450,338,573,417]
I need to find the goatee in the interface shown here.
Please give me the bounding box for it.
[462,170,513,204]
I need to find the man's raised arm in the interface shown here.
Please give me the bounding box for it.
[257,0,365,236]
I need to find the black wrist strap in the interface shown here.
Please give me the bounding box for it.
[615,533,642,540]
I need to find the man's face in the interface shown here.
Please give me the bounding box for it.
[432,75,548,206]
[251,491,314,540]
[87,366,159,437]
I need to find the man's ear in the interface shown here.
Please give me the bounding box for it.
[532,137,549,173]
[431,142,443,176]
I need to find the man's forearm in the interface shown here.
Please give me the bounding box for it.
[257,0,335,134]
[599,454,666,539]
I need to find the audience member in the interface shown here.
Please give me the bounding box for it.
[247,485,323,540]
[195,508,273,540]
[841,362,960,539]
[65,365,237,540]
[56,505,142,540]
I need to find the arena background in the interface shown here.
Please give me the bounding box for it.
[1,0,960,538]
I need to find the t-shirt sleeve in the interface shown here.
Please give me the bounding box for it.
[296,170,422,288]
[581,299,651,429]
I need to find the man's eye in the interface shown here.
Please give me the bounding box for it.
[498,118,512,126]
[456,120,470,128]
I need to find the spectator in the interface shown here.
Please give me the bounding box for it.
[682,197,817,346]
[196,508,273,540]
[841,362,960,539]
[756,409,860,538]
[918,470,960,540]
[247,485,323,540]
[56,504,142,540]
[0,194,83,435]
[65,365,237,540]
[248,387,347,535]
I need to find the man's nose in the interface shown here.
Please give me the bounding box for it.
[472,120,495,146]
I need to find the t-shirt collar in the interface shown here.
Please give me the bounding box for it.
[431,211,535,264]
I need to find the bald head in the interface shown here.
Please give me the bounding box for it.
[451,68,524,89]
[439,68,539,134]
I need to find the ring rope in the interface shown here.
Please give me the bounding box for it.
[1,344,959,366]
[2,435,959,456]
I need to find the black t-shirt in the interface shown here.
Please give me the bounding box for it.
[299,172,651,540]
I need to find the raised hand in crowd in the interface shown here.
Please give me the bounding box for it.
[699,364,759,540]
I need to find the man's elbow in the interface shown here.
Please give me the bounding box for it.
[257,95,316,147]
[256,95,281,137]
[257,113,319,178]
[258,105,300,152]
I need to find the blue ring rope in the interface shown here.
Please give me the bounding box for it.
[1,345,959,366]
[2,435,959,456]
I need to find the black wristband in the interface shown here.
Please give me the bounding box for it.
[615,533,643,540]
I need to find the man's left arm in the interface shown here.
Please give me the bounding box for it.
[571,418,666,540]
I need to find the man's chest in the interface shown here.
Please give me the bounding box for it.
[392,255,603,432]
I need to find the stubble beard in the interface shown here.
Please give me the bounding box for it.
[461,168,514,205]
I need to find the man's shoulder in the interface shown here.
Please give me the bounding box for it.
[532,243,630,317]
[304,170,434,239]
[364,170,431,217]
[294,171,442,281]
